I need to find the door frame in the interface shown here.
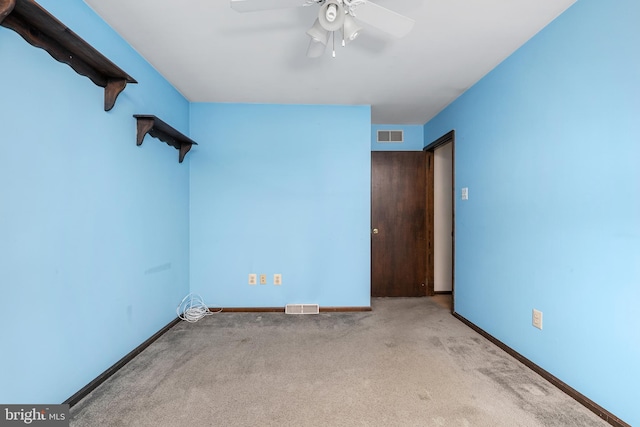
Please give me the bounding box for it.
[424,130,455,312]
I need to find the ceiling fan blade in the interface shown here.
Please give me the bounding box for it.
[354,2,415,38]
[230,0,309,13]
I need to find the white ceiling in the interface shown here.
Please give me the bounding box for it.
[83,0,576,124]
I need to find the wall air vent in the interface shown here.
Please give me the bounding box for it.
[285,304,320,314]
[377,130,404,143]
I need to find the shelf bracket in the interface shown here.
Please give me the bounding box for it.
[0,0,137,111]
[134,115,198,163]
[135,116,155,146]
[105,78,128,112]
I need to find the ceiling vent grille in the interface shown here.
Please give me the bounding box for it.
[285,304,320,314]
[377,130,404,143]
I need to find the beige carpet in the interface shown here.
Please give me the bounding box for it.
[70,297,607,426]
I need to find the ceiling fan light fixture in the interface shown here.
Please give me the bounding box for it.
[307,18,330,45]
[306,18,330,45]
[306,38,327,58]
[318,0,345,32]
[342,15,362,43]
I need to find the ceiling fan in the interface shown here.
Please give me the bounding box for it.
[230,0,415,58]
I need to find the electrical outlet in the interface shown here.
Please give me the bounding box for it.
[248,274,257,285]
[532,309,543,330]
[274,274,282,286]
[259,274,267,285]
[461,187,469,200]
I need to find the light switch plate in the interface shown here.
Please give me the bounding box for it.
[532,309,543,330]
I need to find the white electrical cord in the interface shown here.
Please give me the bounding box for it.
[177,293,220,323]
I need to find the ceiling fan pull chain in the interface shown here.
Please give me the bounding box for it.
[332,31,336,57]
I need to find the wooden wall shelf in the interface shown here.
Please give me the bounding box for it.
[134,115,197,163]
[0,0,137,111]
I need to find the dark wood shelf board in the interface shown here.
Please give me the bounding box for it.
[0,0,137,111]
[134,115,198,163]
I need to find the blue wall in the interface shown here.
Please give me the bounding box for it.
[424,0,639,424]
[0,0,190,404]
[3,0,635,421]
[371,124,424,151]
[190,103,371,308]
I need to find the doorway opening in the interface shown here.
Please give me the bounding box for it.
[425,130,455,312]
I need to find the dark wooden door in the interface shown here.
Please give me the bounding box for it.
[371,151,427,297]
